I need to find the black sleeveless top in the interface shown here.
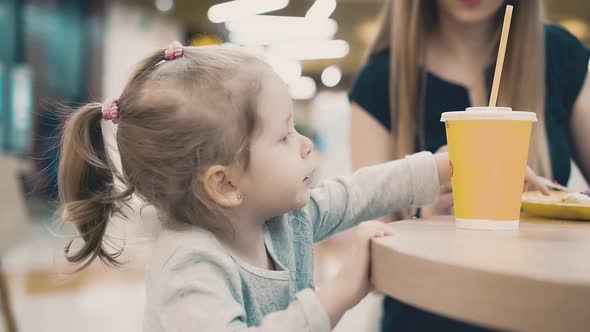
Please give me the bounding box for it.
[350,24,589,187]
[349,25,589,332]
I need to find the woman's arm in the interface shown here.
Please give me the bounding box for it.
[350,102,398,221]
[570,70,590,186]
[350,102,454,219]
[350,102,395,170]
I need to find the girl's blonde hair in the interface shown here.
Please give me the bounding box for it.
[59,46,268,269]
[369,0,551,178]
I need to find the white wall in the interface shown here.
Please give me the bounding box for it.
[102,2,182,98]
[100,2,183,258]
[569,162,588,191]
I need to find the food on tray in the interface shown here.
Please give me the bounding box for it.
[561,190,590,205]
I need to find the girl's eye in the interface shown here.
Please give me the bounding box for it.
[281,132,292,143]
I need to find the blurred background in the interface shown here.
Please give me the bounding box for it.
[0,0,588,331]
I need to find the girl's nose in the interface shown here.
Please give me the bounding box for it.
[300,134,314,159]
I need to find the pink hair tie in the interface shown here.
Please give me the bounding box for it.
[101,98,119,124]
[164,41,183,61]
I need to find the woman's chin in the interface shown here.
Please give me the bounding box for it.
[449,11,498,25]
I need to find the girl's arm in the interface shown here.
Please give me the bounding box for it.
[305,151,445,242]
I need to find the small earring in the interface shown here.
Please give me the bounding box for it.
[237,193,243,200]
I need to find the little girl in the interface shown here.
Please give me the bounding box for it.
[58,42,546,331]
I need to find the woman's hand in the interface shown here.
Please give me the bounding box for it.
[524,166,551,195]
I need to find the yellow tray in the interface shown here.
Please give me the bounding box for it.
[522,191,590,221]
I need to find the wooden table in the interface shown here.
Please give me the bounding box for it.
[371,216,590,332]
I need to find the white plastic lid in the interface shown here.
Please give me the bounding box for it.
[440,107,537,122]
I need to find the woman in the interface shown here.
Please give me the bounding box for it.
[349,0,590,330]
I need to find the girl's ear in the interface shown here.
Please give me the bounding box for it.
[202,165,243,208]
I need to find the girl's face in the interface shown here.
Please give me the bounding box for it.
[436,0,506,25]
[237,70,315,219]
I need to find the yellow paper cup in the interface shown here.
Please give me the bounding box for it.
[440,107,537,230]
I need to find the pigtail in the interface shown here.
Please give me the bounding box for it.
[58,48,169,270]
[58,103,131,270]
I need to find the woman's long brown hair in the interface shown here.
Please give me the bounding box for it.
[368,0,551,178]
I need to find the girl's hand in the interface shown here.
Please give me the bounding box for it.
[424,146,551,217]
[338,221,393,305]
[318,221,393,327]
[423,146,453,217]
[421,184,454,218]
